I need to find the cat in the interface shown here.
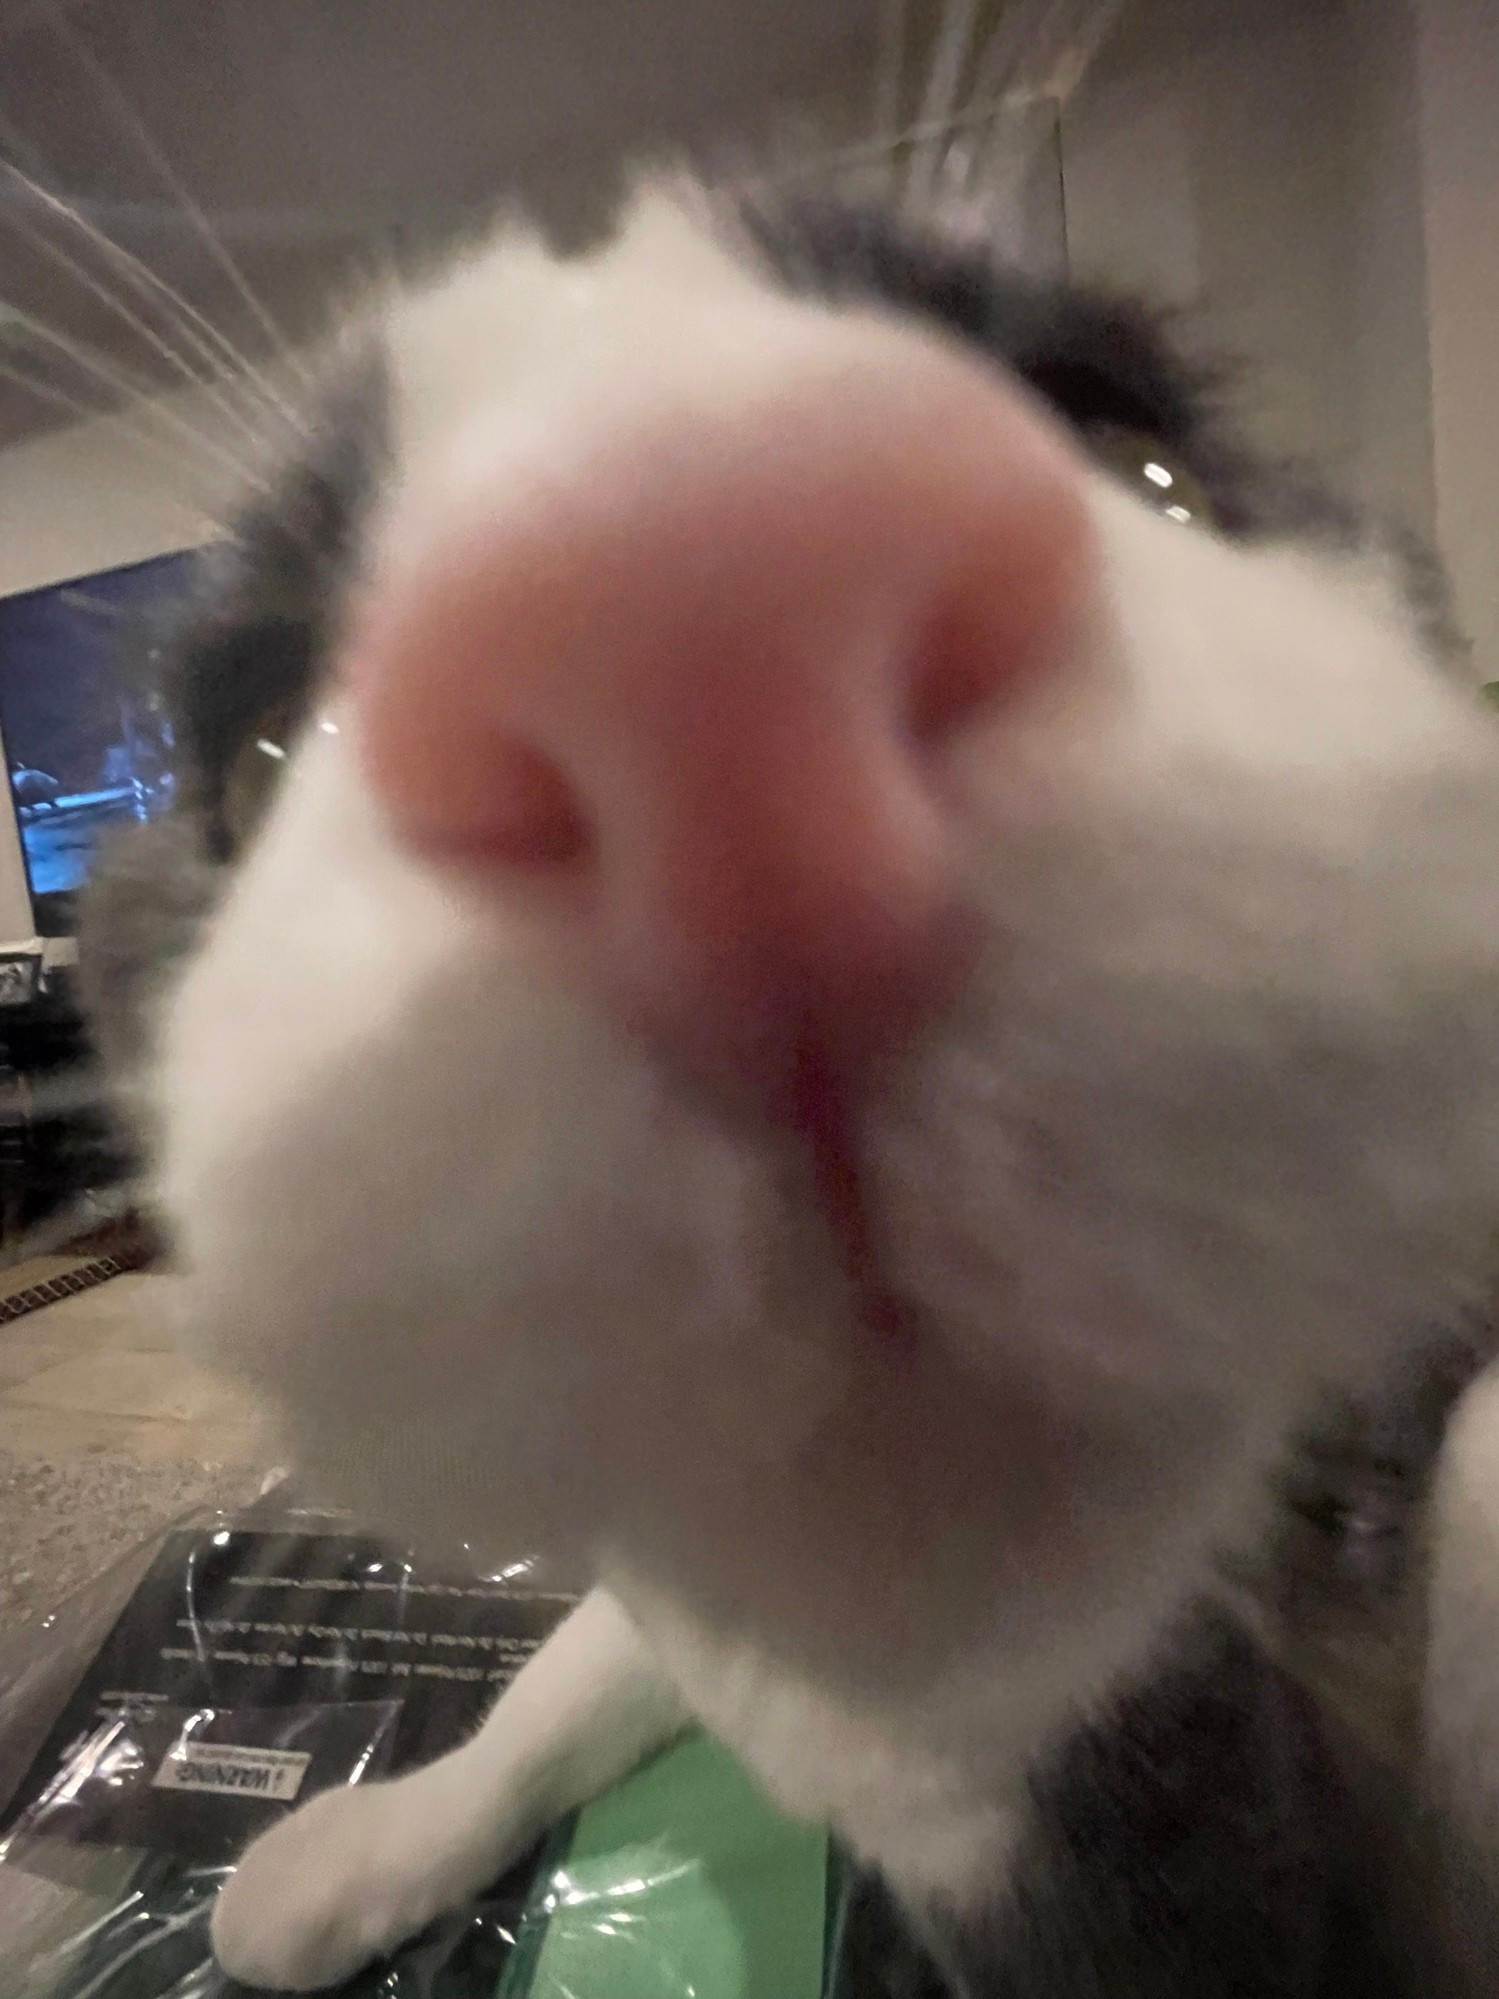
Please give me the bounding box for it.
[77,182,1499,1995]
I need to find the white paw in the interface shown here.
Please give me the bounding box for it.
[211,1780,488,1991]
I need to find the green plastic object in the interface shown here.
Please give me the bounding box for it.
[499,1732,831,1999]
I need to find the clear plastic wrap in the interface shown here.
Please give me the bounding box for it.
[0,1496,876,1998]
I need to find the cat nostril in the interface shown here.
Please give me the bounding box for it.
[352,316,1095,1105]
[906,603,1022,746]
[449,741,593,872]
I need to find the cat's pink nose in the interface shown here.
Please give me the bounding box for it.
[351,322,1093,1113]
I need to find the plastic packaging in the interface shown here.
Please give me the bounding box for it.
[0,1497,894,1998]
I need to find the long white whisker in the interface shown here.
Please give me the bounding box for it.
[1,309,256,481]
[0,349,188,449]
[0,152,307,436]
[963,0,1049,128]
[1010,0,1091,101]
[0,196,285,454]
[47,11,316,389]
[0,304,264,488]
[961,0,1121,205]
[906,0,981,211]
[0,359,261,522]
[1038,0,1126,101]
[947,0,1047,203]
[775,90,1035,189]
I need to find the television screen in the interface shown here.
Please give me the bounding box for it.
[0,548,202,929]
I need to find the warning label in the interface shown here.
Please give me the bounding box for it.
[152,1741,311,1802]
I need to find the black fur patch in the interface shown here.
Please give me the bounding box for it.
[876,1613,1430,1999]
[738,192,1221,457]
[75,352,386,1086]
[739,193,1466,662]
[167,350,389,862]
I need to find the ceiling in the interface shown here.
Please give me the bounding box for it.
[0,1,1120,448]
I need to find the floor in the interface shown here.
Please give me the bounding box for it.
[0,1258,276,1631]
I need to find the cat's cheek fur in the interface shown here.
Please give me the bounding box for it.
[157,364,1499,1918]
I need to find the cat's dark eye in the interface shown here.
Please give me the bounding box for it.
[1083,425,1215,531]
[220,701,306,852]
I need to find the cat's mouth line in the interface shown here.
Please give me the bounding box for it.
[791,1051,915,1349]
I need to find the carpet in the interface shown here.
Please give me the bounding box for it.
[0,1242,269,1633]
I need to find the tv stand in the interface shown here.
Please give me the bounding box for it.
[0,966,132,1256]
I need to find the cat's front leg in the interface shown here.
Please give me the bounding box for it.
[211,1586,684,1992]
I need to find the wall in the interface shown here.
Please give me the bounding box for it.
[0,379,234,598]
[1347,0,1437,539]
[1416,0,1499,685]
[1058,4,1200,308]
[1061,0,1499,687]
[1062,0,1439,539]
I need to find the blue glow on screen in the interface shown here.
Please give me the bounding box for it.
[0,550,200,902]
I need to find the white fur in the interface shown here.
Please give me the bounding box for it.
[213,1589,679,1989]
[164,195,1499,1986]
